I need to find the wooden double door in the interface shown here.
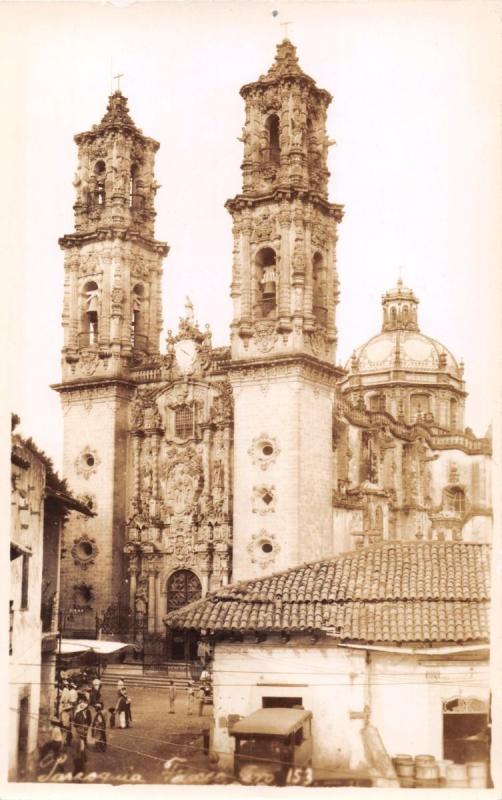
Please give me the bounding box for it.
[165,569,201,662]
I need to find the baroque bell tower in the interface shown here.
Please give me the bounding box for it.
[54,91,168,621]
[227,41,344,580]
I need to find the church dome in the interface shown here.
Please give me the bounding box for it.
[351,329,460,375]
[346,279,461,379]
[341,279,466,430]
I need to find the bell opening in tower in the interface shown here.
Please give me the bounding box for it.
[80,280,99,347]
[255,247,277,319]
[265,114,281,165]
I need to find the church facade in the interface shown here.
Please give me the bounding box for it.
[54,41,492,658]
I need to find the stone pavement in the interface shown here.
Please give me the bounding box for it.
[39,685,214,785]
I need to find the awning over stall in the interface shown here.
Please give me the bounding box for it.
[59,639,132,656]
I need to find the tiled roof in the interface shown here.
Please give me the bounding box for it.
[165,542,490,644]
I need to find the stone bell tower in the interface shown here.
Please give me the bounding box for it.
[54,91,168,623]
[227,40,344,581]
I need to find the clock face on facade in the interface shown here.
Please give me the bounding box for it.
[174,339,197,373]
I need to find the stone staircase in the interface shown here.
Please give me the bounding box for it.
[100,663,191,690]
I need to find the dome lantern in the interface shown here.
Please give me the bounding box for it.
[381,278,419,332]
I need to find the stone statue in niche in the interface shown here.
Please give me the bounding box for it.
[212,459,224,490]
[135,575,148,615]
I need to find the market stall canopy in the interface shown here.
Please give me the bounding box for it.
[60,639,132,656]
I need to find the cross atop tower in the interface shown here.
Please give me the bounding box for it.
[280,21,292,39]
[113,72,124,92]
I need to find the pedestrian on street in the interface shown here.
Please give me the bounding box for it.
[89,678,102,709]
[187,682,195,716]
[73,694,92,743]
[91,703,107,752]
[59,680,73,745]
[116,687,132,728]
[197,685,205,717]
[168,681,176,714]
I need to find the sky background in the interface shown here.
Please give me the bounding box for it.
[2,0,501,473]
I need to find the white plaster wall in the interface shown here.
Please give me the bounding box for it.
[368,651,490,760]
[212,639,367,774]
[61,391,129,611]
[231,374,334,581]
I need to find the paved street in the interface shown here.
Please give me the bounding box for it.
[39,686,214,784]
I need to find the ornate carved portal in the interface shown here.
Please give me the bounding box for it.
[166,569,202,661]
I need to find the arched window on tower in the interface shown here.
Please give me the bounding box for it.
[450,398,458,430]
[391,307,397,327]
[131,284,146,351]
[94,160,106,206]
[313,252,327,326]
[129,163,138,208]
[81,281,99,346]
[402,305,409,325]
[265,114,281,165]
[255,247,277,319]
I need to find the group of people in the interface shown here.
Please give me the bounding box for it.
[42,676,134,778]
[167,668,211,716]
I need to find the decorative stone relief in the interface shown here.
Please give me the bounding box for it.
[247,530,280,569]
[254,321,277,353]
[248,434,280,470]
[159,446,202,516]
[75,447,100,479]
[252,484,276,515]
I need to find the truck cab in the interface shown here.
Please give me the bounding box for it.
[230,707,313,786]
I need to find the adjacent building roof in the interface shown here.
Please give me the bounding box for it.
[165,542,490,644]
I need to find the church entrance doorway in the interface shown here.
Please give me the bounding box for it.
[166,570,202,663]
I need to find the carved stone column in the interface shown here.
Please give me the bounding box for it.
[223,425,231,516]
[131,433,142,510]
[201,426,211,502]
[278,209,292,327]
[303,214,314,330]
[70,257,79,347]
[240,219,252,327]
[151,432,161,503]
[100,251,111,347]
[129,559,138,621]
[147,567,156,633]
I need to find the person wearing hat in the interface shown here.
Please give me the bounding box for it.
[90,702,107,752]
[73,694,92,744]
[60,679,74,746]
[115,687,132,729]
[89,678,102,709]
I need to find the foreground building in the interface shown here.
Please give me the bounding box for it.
[54,38,491,682]
[9,421,92,779]
[166,540,491,781]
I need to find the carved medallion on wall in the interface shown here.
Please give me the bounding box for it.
[248,434,280,470]
[247,530,280,569]
[252,484,276,515]
[75,447,100,479]
[71,534,98,570]
[254,321,277,354]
